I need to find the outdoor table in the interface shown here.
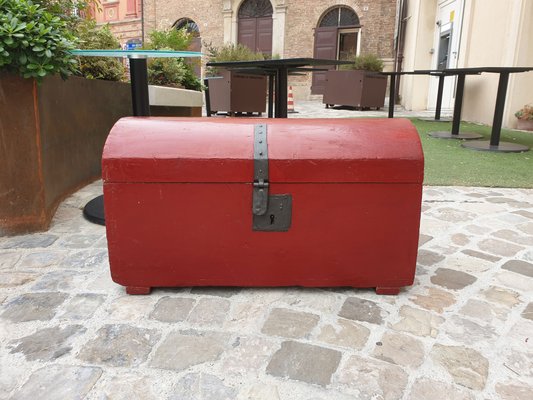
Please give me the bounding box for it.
[458,67,533,153]
[380,71,425,119]
[206,58,350,118]
[205,66,327,118]
[412,69,483,140]
[380,70,452,121]
[71,49,202,225]
[416,71,452,122]
[71,49,202,116]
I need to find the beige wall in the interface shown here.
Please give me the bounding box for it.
[509,0,533,128]
[461,0,533,128]
[400,0,533,129]
[399,0,436,110]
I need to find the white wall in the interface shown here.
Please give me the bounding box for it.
[399,0,437,110]
[400,0,533,128]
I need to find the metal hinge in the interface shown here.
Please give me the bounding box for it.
[253,124,269,215]
[251,124,292,231]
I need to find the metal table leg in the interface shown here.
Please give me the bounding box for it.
[268,74,274,118]
[418,74,451,122]
[204,78,212,117]
[429,73,482,139]
[129,57,150,117]
[462,72,529,152]
[388,74,396,119]
[83,56,151,225]
[275,66,288,118]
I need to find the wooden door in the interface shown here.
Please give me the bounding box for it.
[312,27,338,94]
[238,17,272,55]
[256,17,273,54]
[238,18,257,51]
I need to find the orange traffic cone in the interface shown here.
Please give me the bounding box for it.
[287,86,298,113]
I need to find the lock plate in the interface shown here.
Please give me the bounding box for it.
[253,194,292,231]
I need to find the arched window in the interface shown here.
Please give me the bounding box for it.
[312,6,361,94]
[173,18,201,77]
[174,18,200,37]
[237,0,273,55]
[238,0,273,18]
[319,7,360,28]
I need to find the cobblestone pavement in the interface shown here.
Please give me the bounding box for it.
[1,181,532,400]
[289,101,452,119]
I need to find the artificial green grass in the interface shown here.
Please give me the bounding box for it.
[409,119,533,188]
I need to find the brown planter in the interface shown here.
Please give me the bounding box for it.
[208,69,267,115]
[0,73,132,235]
[323,70,387,109]
[516,119,533,131]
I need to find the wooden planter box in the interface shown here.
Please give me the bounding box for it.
[208,69,267,115]
[0,73,132,234]
[323,70,387,110]
[516,119,533,131]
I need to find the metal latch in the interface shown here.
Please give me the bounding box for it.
[252,124,292,231]
[253,124,269,215]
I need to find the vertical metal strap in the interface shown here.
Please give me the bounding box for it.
[253,124,269,215]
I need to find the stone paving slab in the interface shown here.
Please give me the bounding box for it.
[0,182,532,400]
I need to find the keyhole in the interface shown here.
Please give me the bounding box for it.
[269,214,275,225]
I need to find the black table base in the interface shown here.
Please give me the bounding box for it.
[429,131,483,140]
[418,117,452,122]
[462,140,529,153]
[83,195,105,225]
[84,57,151,226]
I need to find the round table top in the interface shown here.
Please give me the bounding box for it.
[70,49,202,58]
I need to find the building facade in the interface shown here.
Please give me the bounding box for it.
[399,0,533,129]
[92,0,143,47]
[96,0,398,99]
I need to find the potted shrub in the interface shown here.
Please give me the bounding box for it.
[205,43,267,116]
[75,19,126,81]
[142,28,203,116]
[323,54,387,110]
[515,104,533,131]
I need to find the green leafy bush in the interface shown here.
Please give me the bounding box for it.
[515,104,533,120]
[144,27,201,91]
[340,54,384,72]
[0,0,77,80]
[205,43,266,76]
[206,43,266,62]
[36,0,95,30]
[146,28,192,52]
[75,19,125,81]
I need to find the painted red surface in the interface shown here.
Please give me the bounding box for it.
[103,118,424,295]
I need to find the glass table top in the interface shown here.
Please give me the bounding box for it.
[70,49,202,58]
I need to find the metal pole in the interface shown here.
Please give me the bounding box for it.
[268,73,274,118]
[490,72,510,147]
[276,66,288,118]
[204,78,212,117]
[435,74,445,120]
[388,74,396,118]
[451,73,465,136]
[129,57,150,116]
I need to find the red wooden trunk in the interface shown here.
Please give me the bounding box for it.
[102,118,424,295]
